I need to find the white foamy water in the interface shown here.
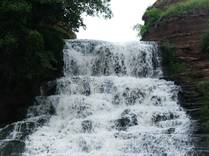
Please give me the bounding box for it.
[0,40,193,156]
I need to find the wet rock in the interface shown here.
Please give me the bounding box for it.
[152,113,177,123]
[70,59,79,75]
[92,60,100,75]
[114,132,137,139]
[82,80,91,96]
[122,88,145,105]
[0,140,25,156]
[79,139,90,152]
[152,114,166,123]
[166,128,175,134]
[114,56,122,74]
[115,118,131,131]
[0,124,15,140]
[127,90,138,105]
[115,109,138,131]
[113,94,120,105]
[151,96,162,105]
[17,122,39,140]
[113,54,127,75]
[0,117,48,142]
[121,109,131,116]
[76,106,92,118]
[122,87,130,97]
[162,153,168,156]
[81,120,93,133]
[71,100,92,118]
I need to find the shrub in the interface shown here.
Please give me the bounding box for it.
[162,0,209,17]
[0,0,112,95]
[140,0,209,37]
[140,8,162,37]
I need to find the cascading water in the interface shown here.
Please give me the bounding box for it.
[0,40,194,156]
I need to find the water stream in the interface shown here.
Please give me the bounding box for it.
[0,40,193,156]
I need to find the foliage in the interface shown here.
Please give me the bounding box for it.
[160,43,186,74]
[139,8,162,37]
[63,0,112,32]
[0,0,112,94]
[161,0,209,17]
[139,0,209,37]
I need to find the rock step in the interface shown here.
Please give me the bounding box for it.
[0,140,25,156]
[190,150,209,156]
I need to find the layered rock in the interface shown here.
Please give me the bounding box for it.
[142,0,209,153]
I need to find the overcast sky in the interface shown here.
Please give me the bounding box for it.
[77,0,156,42]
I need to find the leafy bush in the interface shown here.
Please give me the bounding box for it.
[140,8,162,37]
[162,0,209,17]
[140,0,209,37]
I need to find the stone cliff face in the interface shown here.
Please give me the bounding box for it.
[144,10,209,51]
[142,0,209,153]
[143,8,209,81]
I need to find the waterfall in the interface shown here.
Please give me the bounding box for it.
[0,40,193,155]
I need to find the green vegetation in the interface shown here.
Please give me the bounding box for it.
[162,0,209,17]
[0,0,112,95]
[139,8,162,37]
[140,0,209,37]
[197,80,209,132]
[201,29,209,53]
[160,44,186,74]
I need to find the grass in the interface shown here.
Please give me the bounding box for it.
[140,8,162,37]
[162,0,209,17]
[140,0,209,37]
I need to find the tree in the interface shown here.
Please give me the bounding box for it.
[0,0,112,95]
[63,0,112,31]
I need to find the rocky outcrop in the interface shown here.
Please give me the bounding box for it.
[142,0,209,153]
[143,9,209,59]
[144,7,209,112]
[143,0,209,111]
